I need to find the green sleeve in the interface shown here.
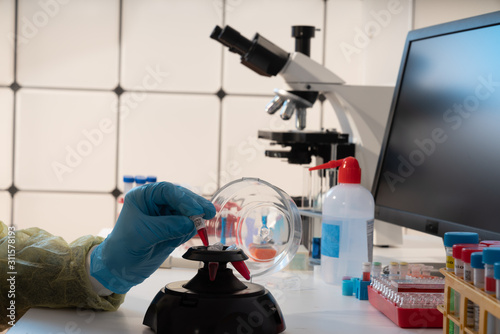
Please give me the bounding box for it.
[0,221,125,331]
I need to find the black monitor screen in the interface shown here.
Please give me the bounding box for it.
[373,12,500,239]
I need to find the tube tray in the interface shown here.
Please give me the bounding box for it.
[368,286,443,328]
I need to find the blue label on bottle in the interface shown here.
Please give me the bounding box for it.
[321,223,340,258]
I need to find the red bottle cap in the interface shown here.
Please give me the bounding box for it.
[461,247,485,264]
[308,156,361,184]
[480,240,500,246]
[452,243,484,259]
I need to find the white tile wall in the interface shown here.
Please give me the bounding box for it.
[325,0,411,86]
[0,0,15,86]
[0,88,13,189]
[361,0,412,86]
[13,192,115,243]
[121,0,222,93]
[17,0,119,89]
[118,93,219,196]
[221,96,322,197]
[223,0,324,94]
[15,89,117,191]
[0,192,12,226]
[1,1,498,236]
[414,0,500,29]
[325,0,365,85]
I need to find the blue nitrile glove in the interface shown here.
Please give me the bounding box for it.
[90,182,215,294]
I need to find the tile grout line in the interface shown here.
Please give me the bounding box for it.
[320,0,328,130]
[10,0,19,228]
[14,85,255,97]
[215,0,228,191]
[113,0,125,223]
[12,189,113,195]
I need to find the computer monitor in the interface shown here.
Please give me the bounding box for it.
[372,11,500,240]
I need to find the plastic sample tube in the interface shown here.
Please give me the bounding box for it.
[421,266,433,277]
[462,247,486,283]
[389,262,398,280]
[482,248,500,295]
[443,232,479,272]
[362,262,371,281]
[481,248,500,334]
[190,214,209,247]
[462,248,485,328]
[225,244,251,280]
[371,262,382,279]
[471,252,485,288]
[135,175,147,187]
[495,262,500,333]
[443,232,479,334]
[471,252,485,331]
[399,262,409,279]
[220,209,228,245]
[123,175,135,194]
[207,242,224,281]
[452,244,480,330]
[453,243,481,278]
[410,264,423,277]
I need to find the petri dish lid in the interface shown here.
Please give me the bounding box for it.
[207,178,302,278]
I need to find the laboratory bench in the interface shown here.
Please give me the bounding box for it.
[8,232,446,334]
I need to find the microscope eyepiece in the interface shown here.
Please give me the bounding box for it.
[210,25,289,77]
[213,25,253,56]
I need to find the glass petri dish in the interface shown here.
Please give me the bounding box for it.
[206,178,302,278]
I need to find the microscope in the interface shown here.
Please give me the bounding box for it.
[211,25,354,168]
[210,25,402,247]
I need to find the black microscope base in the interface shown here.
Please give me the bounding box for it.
[143,280,286,334]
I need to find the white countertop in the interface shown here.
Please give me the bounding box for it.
[8,232,446,334]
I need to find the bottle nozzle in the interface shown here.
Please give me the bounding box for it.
[309,157,361,184]
[308,159,343,171]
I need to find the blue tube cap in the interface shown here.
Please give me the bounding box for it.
[482,247,500,265]
[443,232,479,247]
[342,280,354,296]
[123,175,135,183]
[146,175,157,183]
[135,175,147,184]
[495,262,500,280]
[357,280,370,300]
[470,252,484,269]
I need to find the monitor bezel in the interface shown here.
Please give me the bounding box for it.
[372,10,500,240]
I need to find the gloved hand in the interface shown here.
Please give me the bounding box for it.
[90,182,215,294]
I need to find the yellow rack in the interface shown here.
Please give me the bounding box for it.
[437,268,500,333]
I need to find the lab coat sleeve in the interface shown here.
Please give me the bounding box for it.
[0,221,125,331]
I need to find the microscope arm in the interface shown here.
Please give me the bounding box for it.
[280,52,344,88]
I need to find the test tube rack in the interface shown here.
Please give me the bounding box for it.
[437,268,500,333]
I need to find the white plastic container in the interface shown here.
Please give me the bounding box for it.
[309,157,374,285]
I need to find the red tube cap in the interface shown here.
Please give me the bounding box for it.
[461,247,485,264]
[452,243,484,259]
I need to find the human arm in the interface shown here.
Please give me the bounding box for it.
[0,221,124,331]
